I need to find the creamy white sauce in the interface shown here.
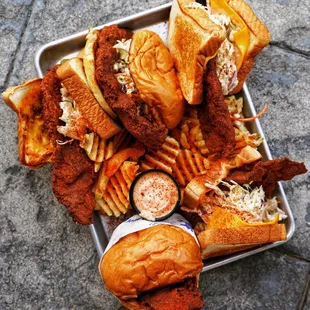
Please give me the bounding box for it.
[133,172,179,221]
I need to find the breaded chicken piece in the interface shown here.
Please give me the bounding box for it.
[52,141,96,225]
[95,25,168,150]
[198,58,235,158]
[41,65,63,144]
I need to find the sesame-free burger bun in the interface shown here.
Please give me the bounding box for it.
[129,30,185,129]
[99,224,203,300]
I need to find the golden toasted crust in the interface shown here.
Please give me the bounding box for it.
[198,224,286,259]
[227,0,270,94]
[100,225,203,300]
[201,243,257,259]
[129,30,185,129]
[168,0,225,105]
[2,79,53,168]
[56,58,120,140]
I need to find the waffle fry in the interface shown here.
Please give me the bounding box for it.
[81,132,115,172]
[172,149,210,187]
[140,136,180,174]
[93,143,144,200]
[175,107,209,156]
[95,161,139,217]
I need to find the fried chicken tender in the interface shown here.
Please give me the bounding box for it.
[95,24,168,150]
[52,141,96,225]
[137,278,204,310]
[41,65,63,144]
[198,58,235,158]
[225,158,307,197]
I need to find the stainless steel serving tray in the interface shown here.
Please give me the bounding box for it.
[35,2,295,272]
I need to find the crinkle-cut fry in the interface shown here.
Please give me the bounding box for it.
[96,138,106,163]
[96,161,139,217]
[140,136,180,174]
[104,143,145,177]
[142,154,171,172]
[177,112,210,156]
[93,166,109,200]
[107,181,128,213]
[172,149,210,187]
[114,170,129,197]
[105,140,115,159]
[120,161,139,186]
[89,133,100,161]
[102,192,122,217]
[96,199,113,216]
[161,136,180,156]
[82,132,115,166]
[83,132,95,154]
[94,162,102,173]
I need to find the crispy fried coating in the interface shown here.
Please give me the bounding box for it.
[52,141,96,225]
[137,278,204,310]
[95,24,168,150]
[198,58,235,158]
[225,158,307,197]
[41,65,63,144]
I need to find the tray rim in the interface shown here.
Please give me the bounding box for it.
[34,2,295,273]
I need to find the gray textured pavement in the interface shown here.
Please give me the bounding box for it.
[0,0,309,309]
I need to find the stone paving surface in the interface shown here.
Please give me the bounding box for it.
[0,0,309,309]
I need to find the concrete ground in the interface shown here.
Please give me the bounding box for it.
[0,0,309,309]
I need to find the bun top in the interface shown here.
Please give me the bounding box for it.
[129,30,185,129]
[99,224,203,300]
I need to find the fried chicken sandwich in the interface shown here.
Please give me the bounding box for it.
[99,223,204,310]
[168,0,270,104]
[92,25,185,150]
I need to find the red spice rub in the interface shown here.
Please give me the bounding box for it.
[137,278,204,310]
[225,157,307,197]
[52,141,96,225]
[95,24,168,150]
[198,58,235,158]
[41,65,63,144]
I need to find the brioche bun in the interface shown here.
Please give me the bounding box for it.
[129,30,185,129]
[99,224,203,300]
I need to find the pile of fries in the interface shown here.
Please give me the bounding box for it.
[90,96,263,217]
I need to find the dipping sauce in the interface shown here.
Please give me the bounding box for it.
[130,170,180,221]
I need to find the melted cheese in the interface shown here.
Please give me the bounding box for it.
[209,0,249,70]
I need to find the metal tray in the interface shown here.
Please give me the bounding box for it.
[35,2,294,273]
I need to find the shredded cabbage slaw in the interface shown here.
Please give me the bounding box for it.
[185,1,239,94]
[113,39,136,94]
[205,180,287,223]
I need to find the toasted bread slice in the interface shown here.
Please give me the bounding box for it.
[56,58,120,140]
[199,224,286,259]
[77,48,85,59]
[2,79,53,168]
[197,206,286,259]
[168,0,226,105]
[227,0,270,94]
[84,29,117,119]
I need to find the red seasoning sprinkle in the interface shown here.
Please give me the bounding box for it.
[132,171,179,221]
